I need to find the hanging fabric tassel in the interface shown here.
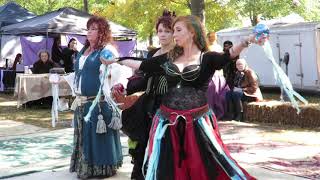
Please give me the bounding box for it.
[96,103,107,134]
[49,74,60,128]
[198,117,246,179]
[105,95,122,130]
[262,41,308,113]
[108,112,122,130]
[145,119,164,180]
[143,113,179,180]
[84,47,122,122]
[253,23,308,113]
[51,83,59,127]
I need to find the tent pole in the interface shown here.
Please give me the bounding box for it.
[46,31,49,50]
[135,37,137,58]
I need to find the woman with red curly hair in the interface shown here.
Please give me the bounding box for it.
[69,16,123,179]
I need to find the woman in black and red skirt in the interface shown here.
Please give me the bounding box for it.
[103,15,257,180]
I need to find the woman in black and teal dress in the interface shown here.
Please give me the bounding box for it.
[68,16,123,179]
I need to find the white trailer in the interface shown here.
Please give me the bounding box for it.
[217,22,320,92]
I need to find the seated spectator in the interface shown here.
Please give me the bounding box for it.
[225,58,263,121]
[62,38,78,73]
[26,50,55,108]
[10,53,22,71]
[32,50,55,74]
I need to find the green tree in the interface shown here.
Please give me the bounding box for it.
[228,0,320,26]
[0,0,113,15]
[190,0,205,22]
[97,0,190,43]
[204,0,239,32]
[298,0,320,21]
[83,0,88,12]
[97,0,239,42]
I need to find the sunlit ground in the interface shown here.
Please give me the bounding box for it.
[0,93,73,129]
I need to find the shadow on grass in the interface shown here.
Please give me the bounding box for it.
[0,93,73,129]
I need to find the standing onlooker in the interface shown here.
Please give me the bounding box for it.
[207,32,229,119]
[207,31,223,52]
[62,38,78,73]
[223,40,238,90]
[51,37,64,67]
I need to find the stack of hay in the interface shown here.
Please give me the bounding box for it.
[243,101,320,128]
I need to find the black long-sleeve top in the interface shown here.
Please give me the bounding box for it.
[138,52,231,110]
[32,60,55,74]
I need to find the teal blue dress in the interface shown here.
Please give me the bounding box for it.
[69,46,123,179]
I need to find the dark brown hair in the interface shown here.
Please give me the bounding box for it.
[38,50,50,59]
[86,16,113,50]
[11,53,22,70]
[68,38,77,48]
[155,10,176,32]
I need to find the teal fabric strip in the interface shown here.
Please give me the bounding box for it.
[262,42,308,113]
[198,117,246,180]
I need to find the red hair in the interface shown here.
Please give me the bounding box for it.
[86,16,113,50]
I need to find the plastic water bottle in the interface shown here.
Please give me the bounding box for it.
[24,66,29,74]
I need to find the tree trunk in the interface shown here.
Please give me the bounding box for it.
[148,33,153,46]
[190,0,205,23]
[251,14,259,26]
[83,0,88,12]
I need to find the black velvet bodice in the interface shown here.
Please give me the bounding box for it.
[139,51,231,110]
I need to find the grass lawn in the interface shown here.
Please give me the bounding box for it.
[0,90,319,129]
[0,93,73,129]
[262,90,320,104]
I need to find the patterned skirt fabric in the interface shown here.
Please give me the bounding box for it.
[144,105,255,180]
[70,103,123,179]
[207,74,230,119]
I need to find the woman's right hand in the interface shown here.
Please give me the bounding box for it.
[111,83,125,94]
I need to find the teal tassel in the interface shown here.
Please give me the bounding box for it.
[96,114,107,134]
[108,110,122,130]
